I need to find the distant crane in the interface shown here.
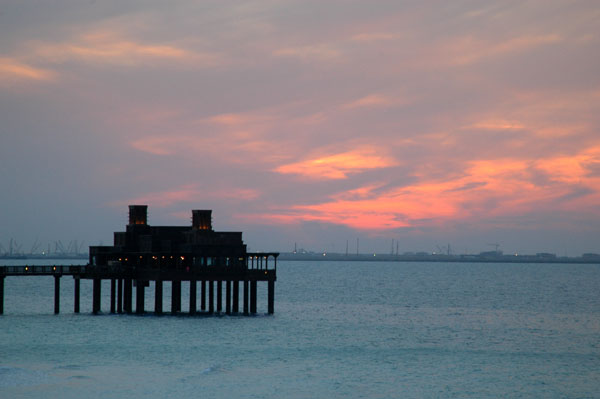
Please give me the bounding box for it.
[436,244,452,255]
[55,240,66,255]
[10,239,23,255]
[30,238,41,254]
[69,240,85,255]
[390,239,400,256]
[66,240,81,255]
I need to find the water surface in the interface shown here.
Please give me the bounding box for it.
[1,260,599,398]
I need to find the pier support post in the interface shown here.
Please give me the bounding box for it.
[124,279,132,313]
[217,280,222,313]
[93,278,101,314]
[268,280,275,314]
[226,280,231,315]
[136,280,145,314]
[233,280,239,313]
[189,280,197,315]
[243,280,249,315]
[110,279,116,314]
[0,275,4,315]
[250,280,257,314]
[208,280,214,314]
[117,279,123,313]
[171,280,181,313]
[74,277,80,313]
[155,280,163,314]
[54,275,61,314]
[200,280,206,311]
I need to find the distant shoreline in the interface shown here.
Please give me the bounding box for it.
[2,253,599,265]
[277,252,600,264]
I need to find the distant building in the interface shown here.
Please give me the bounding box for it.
[478,250,504,257]
[582,253,600,259]
[535,253,557,259]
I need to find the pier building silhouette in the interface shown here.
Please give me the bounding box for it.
[0,205,278,315]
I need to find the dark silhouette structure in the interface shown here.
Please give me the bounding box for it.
[0,205,278,315]
[90,206,247,271]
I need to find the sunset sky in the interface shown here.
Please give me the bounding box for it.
[1,1,599,255]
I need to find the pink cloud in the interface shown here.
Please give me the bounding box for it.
[341,94,405,109]
[274,149,399,180]
[249,148,600,231]
[32,30,220,67]
[465,119,526,131]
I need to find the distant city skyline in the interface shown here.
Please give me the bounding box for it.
[1,1,599,256]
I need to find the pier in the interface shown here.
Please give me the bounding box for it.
[0,206,278,315]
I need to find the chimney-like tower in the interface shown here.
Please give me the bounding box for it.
[128,205,148,225]
[192,210,212,230]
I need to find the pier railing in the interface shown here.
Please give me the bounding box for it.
[0,265,87,276]
[247,253,278,271]
[1,252,278,276]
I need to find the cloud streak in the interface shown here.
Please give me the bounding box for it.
[274,149,399,179]
[32,31,220,67]
[253,147,600,231]
[0,57,55,83]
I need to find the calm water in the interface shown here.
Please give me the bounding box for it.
[1,260,599,398]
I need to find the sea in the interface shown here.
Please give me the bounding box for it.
[1,259,599,398]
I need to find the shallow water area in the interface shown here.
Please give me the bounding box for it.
[1,260,599,398]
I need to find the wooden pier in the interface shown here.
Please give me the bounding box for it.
[0,205,278,316]
[0,256,276,315]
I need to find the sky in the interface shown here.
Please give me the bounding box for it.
[1,0,599,256]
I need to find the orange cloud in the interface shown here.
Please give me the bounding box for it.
[0,57,55,83]
[536,146,600,184]
[466,119,526,131]
[342,94,405,109]
[253,148,600,230]
[274,149,399,179]
[33,31,219,67]
[207,112,276,128]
